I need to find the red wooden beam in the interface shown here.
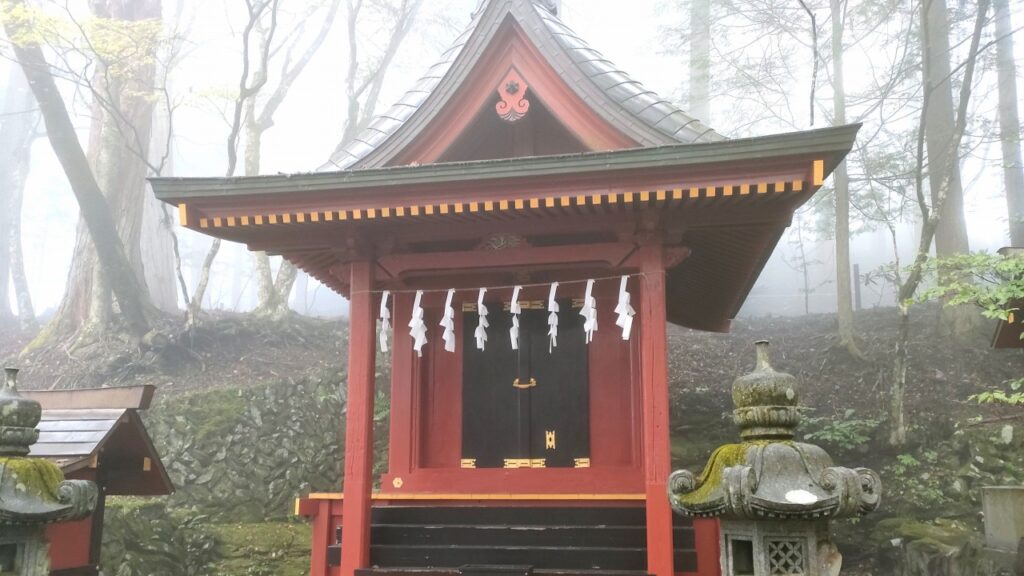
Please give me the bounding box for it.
[638,244,674,576]
[377,242,638,279]
[340,260,377,576]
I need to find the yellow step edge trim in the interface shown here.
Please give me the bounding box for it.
[305,492,647,501]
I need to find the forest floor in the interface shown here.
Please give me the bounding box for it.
[2,305,1021,574]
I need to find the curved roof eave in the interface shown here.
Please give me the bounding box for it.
[320,0,724,172]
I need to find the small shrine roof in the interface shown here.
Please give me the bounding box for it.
[22,386,173,496]
[323,0,722,171]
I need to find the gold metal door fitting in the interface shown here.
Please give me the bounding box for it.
[545,430,556,450]
[513,377,537,389]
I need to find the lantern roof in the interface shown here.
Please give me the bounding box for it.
[667,343,882,521]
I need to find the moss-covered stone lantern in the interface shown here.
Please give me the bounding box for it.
[668,342,882,576]
[0,368,97,576]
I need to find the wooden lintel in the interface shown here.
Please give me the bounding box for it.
[377,242,637,279]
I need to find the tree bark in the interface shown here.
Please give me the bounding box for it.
[689,0,711,123]
[831,0,861,357]
[921,0,979,337]
[38,0,161,343]
[0,66,37,327]
[994,0,1024,247]
[3,0,152,339]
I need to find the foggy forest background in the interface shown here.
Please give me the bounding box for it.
[1,0,1023,448]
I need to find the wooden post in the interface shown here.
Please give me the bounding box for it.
[310,500,332,576]
[639,244,674,576]
[340,260,377,576]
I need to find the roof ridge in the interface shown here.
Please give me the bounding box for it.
[320,0,724,172]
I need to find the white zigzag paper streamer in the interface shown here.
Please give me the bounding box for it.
[614,276,635,340]
[440,288,456,353]
[475,288,489,350]
[509,285,522,350]
[408,290,427,356]
[580,279,597,343]
[379,290,391,353]
[547,282,560,352]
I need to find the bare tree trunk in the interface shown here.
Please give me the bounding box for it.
[4,4,152,340]
[39,0,161,344]
[9,165,36,330]
[0,66,37,327]
[831,0,861,357]
[889,0,990,446]
[994,0,1024,246]
[922,0,979,338]
[689,0,711,122]
[336,0,424,150]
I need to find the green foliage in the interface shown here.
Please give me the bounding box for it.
[915,252,1024,325]
[970,378,1024,406]
[802,410,881,452]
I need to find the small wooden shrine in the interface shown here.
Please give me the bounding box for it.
[20,385,173,576]
[150,1,857,575]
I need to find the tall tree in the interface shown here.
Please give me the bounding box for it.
[335,0,424,150]
[921,0,979,337]
[889,0,990,445]
[689,0,711,122]
[830,0,861,357]
[245,0,342,319]
[2,0,153,340]
[187,0,282,326]
[0,66,38,329]
[0,65,36,328]
[44,0,164,344]
[994,0,1024,246]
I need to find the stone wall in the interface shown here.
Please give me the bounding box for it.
[144,372,345,522]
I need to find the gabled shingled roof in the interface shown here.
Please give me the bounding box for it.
[323,0,722,171]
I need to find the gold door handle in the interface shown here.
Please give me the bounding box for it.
[513,377,537,389]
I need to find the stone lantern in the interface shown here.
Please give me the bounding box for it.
[0,368,97,576]
[668,342,881,576]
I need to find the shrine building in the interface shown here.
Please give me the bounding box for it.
[150,1,858,575]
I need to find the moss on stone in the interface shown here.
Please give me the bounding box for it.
[211,522,312,576]
[676,441,778,505]
[0,457,62,501]
[874,518,979,551]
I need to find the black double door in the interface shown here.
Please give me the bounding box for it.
[461,301,590,468]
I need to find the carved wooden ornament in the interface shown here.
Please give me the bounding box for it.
[495,68,530,123]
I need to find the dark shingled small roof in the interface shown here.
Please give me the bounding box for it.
[322,0,722,171]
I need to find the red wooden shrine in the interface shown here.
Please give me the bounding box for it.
[151,2,857,575]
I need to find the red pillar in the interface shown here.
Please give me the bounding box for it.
[639,244,674,576]
[694,518,723,576]
[340,260,377,576]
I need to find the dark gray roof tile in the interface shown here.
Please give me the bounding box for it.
[321,0,724,171]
